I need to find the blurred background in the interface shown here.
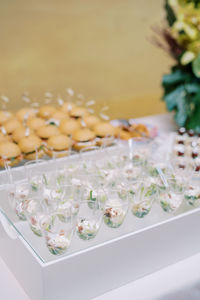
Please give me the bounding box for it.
[0,0,173,119]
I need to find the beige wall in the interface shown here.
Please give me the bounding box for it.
[0,0,172,118]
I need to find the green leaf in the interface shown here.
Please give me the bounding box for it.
[192,91,200,104]
[162,69,190,87]
[186,105,200,133]
[175,93,190,126]
[162,62,200,131]
[164,85,185,111]
[165,0,176,27]
[192,54,200,78]
[89,190,96,201]
[185,83,200,94]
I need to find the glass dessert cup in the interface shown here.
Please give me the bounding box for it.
[56,185,82,222]
[76,200,103,240]
[73,172,106,206]
[27,210,53,237]
[40,178,73,211]
[75,148,100,175]
[131,199,153,218]
[103,189,129,228]
[86,189,107,210]
[184,186,200,207]
[159,182,184,214]
[27,170,44,193]
[165,175,186,194]
[145,160,169,179]
[24,160,47,192]
[24,197,53,237]
[43,213,75,255]
[170,156,193,181]
[130,181,156,218]
[184,171,200,207]
[8,182,31,221]
[77,173,107,209]
[101,145,144,183]
[119,159,144,183]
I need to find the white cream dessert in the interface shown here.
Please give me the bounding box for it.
[175,134,187,145]
[132,153,146,165]
[184,186,200,206]
[15,201,27,221]
[122,164,142,181]
[30,176,42,192]
[29,214,52,236]
[173,144,185,157]
[76,218,100,240]
[172,132,200,173]
[104,199,126,228]
[132,200,152,218]
[160,192,183,213]
[45,230,71,255]
[9,184,29,201]
[9,184,30,220]
[57,200,79,222]
[98,169,116,188]
[71,178,82,186]
[25,199,38,214]
[15,184,29,199]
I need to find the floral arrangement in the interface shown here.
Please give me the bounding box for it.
[153,0,200,132]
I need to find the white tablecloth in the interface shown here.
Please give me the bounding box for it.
[2,113,200,300]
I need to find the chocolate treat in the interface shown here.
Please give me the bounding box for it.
[188,129,195,137]
[178,127,186,136]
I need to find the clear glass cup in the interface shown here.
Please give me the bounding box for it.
[26,207,53,237]
[76,149,99,175]
[73,172,107,208]
[56,185,82,222]
[170,156,193,182]
[41,183,66,213]
[25,160,48,193]
[43,213,75,255]
[120,159,144,182]
[76,200,103,240]
[23,196,53,237]
[103,188,129,228]
[184,170,200,207]
[166,176,186,194]
[159,188,184,213]
[130,181,156,218]
[8,182,31,221]
[156,167,185,213]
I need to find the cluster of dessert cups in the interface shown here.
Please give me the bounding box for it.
[7,143,200,256]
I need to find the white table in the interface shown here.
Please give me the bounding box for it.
[2,113,200,300]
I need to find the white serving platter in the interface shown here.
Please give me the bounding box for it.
[0,146,200,300]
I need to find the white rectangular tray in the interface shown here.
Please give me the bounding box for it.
[0,146,199,300]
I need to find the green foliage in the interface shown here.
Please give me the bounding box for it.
[192,53,200,78]
[165,0,176,26]
[160,0,200,131]
[162,65,200,131]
